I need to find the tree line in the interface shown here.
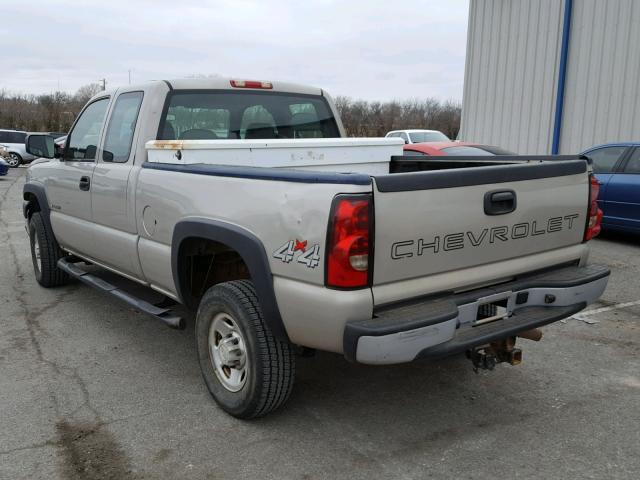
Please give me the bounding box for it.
[0,84,461,138]
[0,84,102,133]
[334,96,461,139]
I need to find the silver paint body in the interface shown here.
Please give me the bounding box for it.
[25,78,598,362]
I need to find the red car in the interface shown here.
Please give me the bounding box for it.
[403,141,514,156]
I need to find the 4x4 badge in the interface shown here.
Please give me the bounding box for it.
[273,240,320,268]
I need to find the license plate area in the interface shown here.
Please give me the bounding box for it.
[474,292,513,326]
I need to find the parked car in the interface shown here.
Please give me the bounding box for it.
[0,129,37,167]
[47,132,67,139]
[581,142,640,233]
[386,129,450,144]
[23,78,608,418]
[0,156,9,176]
[403,141,515,156]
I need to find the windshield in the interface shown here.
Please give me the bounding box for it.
[158,91,340,140]
[408,131,450,143]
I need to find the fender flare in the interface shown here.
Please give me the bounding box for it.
[171,218,288,341]
[23,183,53,233]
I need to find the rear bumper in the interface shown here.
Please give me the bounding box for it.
[344,264,610,364]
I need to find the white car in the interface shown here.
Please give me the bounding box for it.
[385,129,450,144]
[0,129,36,167]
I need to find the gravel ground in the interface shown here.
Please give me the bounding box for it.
[1,167,638,479]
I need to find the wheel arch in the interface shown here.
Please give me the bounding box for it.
[172,218,288,341]
[23,183,53,233]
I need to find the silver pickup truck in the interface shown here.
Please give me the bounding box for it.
[23,78,609,418]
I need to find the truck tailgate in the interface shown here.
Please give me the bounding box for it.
[371,160,589,288]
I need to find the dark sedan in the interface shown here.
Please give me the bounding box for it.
[582,143,640,234]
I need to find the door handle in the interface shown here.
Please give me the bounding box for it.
[484,189,516,215]
[79,176,91,191]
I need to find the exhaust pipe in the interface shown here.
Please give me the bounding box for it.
[518,329,543,341]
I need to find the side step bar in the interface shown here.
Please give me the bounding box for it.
[58,257,185,329]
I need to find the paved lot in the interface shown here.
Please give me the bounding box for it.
[1,167,639,479]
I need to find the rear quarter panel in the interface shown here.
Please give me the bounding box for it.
[135,168,371,294]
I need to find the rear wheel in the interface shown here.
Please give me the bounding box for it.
[29,212,69,287]
[7,153,21,167]
[195,280,295,419]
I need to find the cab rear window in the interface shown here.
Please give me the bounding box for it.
[158,91,340,140]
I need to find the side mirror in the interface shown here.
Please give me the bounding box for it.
[26,134,56,159]
[404,138,409,144]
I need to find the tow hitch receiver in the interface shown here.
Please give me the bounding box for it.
[467,337,522,372]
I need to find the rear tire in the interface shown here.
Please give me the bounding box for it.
[7,153,21,167]
[195,280,295,419]
[29,212,69,287]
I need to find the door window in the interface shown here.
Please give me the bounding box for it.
[586,146,627,173]
[102,92,144,163]
[64,98,109,161]
[399,132,409,143]
[623,149,640,173]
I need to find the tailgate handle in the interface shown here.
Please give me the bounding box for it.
[484,190,516,215]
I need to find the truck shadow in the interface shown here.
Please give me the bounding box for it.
[82,267,559,455]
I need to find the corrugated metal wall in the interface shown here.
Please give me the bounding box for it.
[460,0,565,154]
[560,0,640,153]
[460,0,640,154]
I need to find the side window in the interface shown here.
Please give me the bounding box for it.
[8,132,26,143]
[586,146,627,174]
[623,149,640,174]
[65,98,109,161]
[102,92,144,163]
[0,132,8,143]
[399,132,409,144]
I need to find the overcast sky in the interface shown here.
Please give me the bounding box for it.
[0,0,469,101]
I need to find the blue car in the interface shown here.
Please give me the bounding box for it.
[0,157,9,176]
[582,143,640,233]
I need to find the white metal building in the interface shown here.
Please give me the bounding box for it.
[459,0,640,154]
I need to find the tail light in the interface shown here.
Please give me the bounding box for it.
[326,195,373,289]
[584,174,603,241]
[230,79,273,89]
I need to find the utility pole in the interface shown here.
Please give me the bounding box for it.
[128,70,131,85]
[100,78,106,91]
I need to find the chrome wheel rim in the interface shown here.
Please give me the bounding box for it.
[8,154,20,167]
[209,312,248,392]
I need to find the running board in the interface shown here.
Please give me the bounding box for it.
[58,257,185,329]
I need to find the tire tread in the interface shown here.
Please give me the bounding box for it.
[30,212,68,287]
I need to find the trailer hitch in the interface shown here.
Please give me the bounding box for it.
[467,337,522,373]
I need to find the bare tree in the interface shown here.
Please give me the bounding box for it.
[335,97,461,138]
[0,83,103,133]
[73,83,102,104]
[0,86,461,138]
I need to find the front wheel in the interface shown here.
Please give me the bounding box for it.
[29,212,69,287]
[195,280,295,419]
[7,153,21,167]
